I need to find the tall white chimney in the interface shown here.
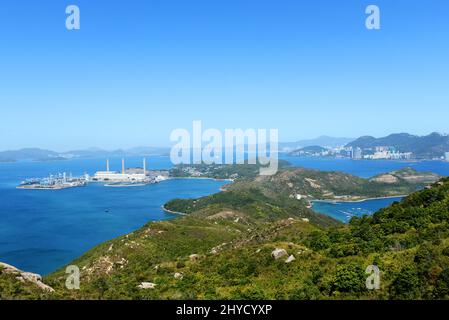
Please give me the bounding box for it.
[122,158,125,174]
[143,158,146,175]
[106,159,110,172]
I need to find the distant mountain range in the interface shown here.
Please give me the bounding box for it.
[289,145,328,156]
[279,136,355,152]
[0,148,60,162]
[63,146,171,158]
[2,133,449,162]
[0,146,171,162]
[1,136,354,162]
[347,132,449,159]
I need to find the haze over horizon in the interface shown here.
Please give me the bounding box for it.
[2,132,449,153]
[1,0,448,151]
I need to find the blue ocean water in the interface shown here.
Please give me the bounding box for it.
[282,156,449,223]
[1,155,449,274]
[280,155,449,178]
[312,197,403,223]
[0,157,227,275]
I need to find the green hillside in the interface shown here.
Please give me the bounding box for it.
[289,145,328,156]
[1,165,447,300]
[169,160,291,181]
[225,167,435,200]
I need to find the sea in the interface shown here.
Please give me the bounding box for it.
[1,155,449,275]
[279,156,449,224]
[311,197,404,223]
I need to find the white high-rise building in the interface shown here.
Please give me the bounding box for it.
[352,147,363,160]
[445,152,449,162]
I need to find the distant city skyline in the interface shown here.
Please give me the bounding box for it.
[1,0,448,151]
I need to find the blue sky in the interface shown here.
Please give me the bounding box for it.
[0,0,448,151]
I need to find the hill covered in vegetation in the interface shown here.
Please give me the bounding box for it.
[289,145,329,157]
[168,160,291,181]
[1,164,447,300]
[347,132,449,159]
[224,167,437,201]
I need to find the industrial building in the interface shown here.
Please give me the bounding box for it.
[93,158,148,183]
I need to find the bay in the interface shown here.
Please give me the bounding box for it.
[279,155,449,178]
[0,156,226,275]
[1,155,449,274]
[312,197,404,223]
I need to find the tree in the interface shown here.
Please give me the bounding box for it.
[391,267,421,299]
[331,264,366,293]
[433,268,449,299]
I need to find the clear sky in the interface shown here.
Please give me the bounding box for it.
[0,0,448,151]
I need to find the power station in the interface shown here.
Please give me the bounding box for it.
[93,158,149,183]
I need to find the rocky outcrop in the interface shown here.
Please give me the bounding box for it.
[370,174,399,184]
[137,282,157,289]
[370,168,440,184]
[271,248,288,260]
[0,262,54,292]
[189,254,200,261]
[174,272,184,280]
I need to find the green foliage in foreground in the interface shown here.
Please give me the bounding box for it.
[0,267,53,300]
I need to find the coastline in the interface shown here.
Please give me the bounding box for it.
[6,160,443,276]
[16,185,74,190]
[283,156,434,163]
[4,173,229,275]
[161,176,234,215]
[161,204,188,216]
[170,176,234,182]
[312,194,407,204]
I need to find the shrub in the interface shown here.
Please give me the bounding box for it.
[331,264,366,293]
